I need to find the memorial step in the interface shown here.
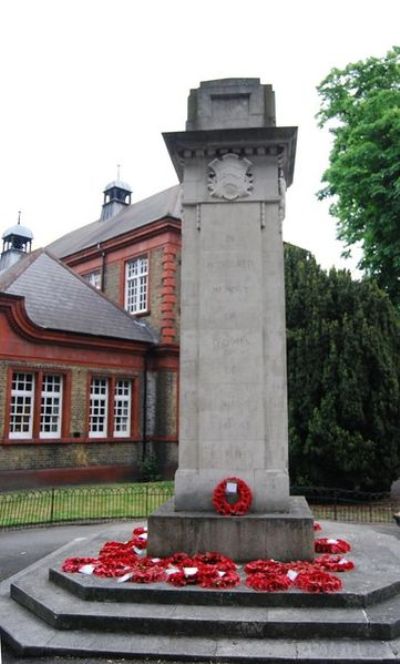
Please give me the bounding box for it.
[49,564,400,610]
[3,523,400,661]
[8,561,400,642]
[1,599,400,663]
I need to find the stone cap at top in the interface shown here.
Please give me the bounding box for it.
[186,78,276,131]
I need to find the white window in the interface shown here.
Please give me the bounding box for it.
[40,375,62,438]
[9,372,34,439]
[113,379,131,437]
[84,271,101,290]
[125,256,148,314]
[89,377,108,438]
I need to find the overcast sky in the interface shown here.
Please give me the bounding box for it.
[1,0,399,273]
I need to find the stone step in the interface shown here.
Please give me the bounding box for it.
[9,575,367,639]
[46,520,400,611]
[10,565,400,641]
[49,566,375,609]
[1,599,400,664]
[3,522,400,661]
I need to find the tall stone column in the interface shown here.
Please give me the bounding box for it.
[148,79,314,561]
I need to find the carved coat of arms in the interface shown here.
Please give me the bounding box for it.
[208,153,253,200]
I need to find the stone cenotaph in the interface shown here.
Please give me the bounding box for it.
[148,79,314,561]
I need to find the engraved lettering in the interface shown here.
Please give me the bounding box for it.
[205,257,255,271]
[212,335,251,351]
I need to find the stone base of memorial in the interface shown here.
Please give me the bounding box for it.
[147,496,314,563]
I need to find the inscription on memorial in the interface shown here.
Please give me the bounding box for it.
[211,283,250,296]
[205,257,255,271]
[211,333,251,351]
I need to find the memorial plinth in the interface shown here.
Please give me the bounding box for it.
[148,79,314,561]
[148,497,313,562]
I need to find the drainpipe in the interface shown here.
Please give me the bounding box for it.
[100,251,106,292]
[96,243,106,292]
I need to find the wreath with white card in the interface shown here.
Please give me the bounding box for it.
[212,476,253,516]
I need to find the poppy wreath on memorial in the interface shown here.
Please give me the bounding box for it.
[314,538,351,554]
[294,570,343,593]
[246,572,292,592]
[212,476,253,516]
[314,554,355,573]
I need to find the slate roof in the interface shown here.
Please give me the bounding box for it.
[48,184,182,258]
[0,250,156,344]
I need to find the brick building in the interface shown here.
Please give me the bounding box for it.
[0,180,182,488]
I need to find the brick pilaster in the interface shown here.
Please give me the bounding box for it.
[160,245,178,344]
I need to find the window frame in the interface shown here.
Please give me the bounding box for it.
[87,374,136,440]
[39,374,63,439]
[83,270,102,290]
[9,372,35,440]
[88,376,109,439]
[124,255,149,315]
[113,378,132,438]
[7,369,67,442]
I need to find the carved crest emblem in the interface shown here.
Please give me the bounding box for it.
[208,154,253,201]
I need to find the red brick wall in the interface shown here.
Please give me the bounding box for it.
[70,223,182,342]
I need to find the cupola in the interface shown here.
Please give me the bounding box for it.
[101,170,132,221]
[0,212,33,273]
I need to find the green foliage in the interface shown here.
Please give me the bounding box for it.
[316,47,400,304]
[285,244,400,491]
[139,452,162,483]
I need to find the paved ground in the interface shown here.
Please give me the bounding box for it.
[0,523,111,583]
[1,520,400,663]
[2,653,176,664]
[0,521,162,664]
[2,653,163,664]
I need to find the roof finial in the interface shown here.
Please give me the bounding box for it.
[17,210,21,225]
[117,164,121,180]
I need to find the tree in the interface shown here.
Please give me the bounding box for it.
[316,47,400,305]
[285,244,400,491]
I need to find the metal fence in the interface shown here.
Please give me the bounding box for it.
[0,484,396,529]
[292,486,395,523]
[0,485,174,528]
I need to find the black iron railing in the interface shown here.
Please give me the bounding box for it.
[292,486,394,523]
[0,484,396,528]
[0,485,174,528]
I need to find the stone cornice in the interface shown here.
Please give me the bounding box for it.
[163,126,297,186]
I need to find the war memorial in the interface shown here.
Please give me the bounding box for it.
[2,79,400,662]
[148,77,314,562]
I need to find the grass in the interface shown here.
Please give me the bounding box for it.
[0,482,174,528]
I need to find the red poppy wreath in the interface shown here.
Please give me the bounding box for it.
[212,476,253,516]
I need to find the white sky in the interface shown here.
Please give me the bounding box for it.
[0,0,399,273]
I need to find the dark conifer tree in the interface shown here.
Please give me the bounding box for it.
[285,244,400,490]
